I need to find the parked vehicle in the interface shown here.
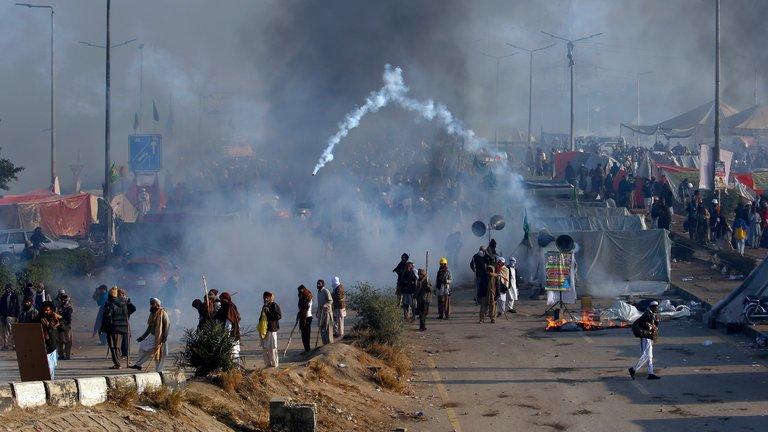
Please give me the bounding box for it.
[0,229,78,266]
[118,256,181,296]
[743,295,768,325]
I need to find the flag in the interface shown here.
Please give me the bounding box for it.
[133,112,139,131]
[572,184,579,209]
[109,162,120,184]
[523,208,530,235]
[165,94,174,139]
[152,100,159,122]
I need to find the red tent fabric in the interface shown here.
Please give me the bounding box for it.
[0,192,97,237]
[0,189,54,205]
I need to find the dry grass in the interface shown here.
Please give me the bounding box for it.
[308,359,332,381]
[141,386,187,415]
[237,369,266,394]
[374,367,406,393]
[107,384,138,409]
[365,342,412,376]
[217,369,244,394]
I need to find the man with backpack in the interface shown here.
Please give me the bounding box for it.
[629,301,661,380]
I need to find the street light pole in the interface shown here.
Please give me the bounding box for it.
[138,44,144,132]
[15,3,56,190]
[105,0,112,252]
[713,0,721,187]
[542,31,603,151]
[505,42,555,151]
[477,51,516,152]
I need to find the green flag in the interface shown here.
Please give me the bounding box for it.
[523,208,530,235]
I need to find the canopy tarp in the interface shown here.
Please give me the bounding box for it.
[733,171,768,194]
[0,192,98,237]
[528,206,630,218]
[531,215,647,232]
[622,100,739,137]
[655,164,699,204]
[709,256,768,324]
[521,229,671,297]
[722,104,768,133]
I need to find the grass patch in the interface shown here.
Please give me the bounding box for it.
[216,369,244,394]
[141,386,186,415]
[348,282,406,346]
[308,359,331,381]
[374,367,406,393]
[107,384,138,409]
[365,342,412,376]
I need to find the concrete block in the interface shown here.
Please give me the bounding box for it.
[11,381,47,409]
[134,372,162,394]
[159,370,187,389]
[270,396,317,432]
[44,379,78,407]
[0,384,14,412]
[106,374,137,390]
[75,377,108,407]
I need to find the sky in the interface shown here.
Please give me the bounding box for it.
[1,0,767,194]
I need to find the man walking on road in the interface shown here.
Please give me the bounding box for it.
[400,262,417,322]
[435,257,452,320]
[130,298,169,372]
[415,268,432,331]
[629,301,661,380]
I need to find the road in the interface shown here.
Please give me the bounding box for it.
[408,286,768,432]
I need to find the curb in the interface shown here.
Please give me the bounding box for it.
[1,370,188,410]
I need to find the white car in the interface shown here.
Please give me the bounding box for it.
[0,229,78,266]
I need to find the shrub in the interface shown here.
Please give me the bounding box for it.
[217,369,243,394]
[0,265,15,291]
[178,321,236,376]
[16,261,53,287]
[374,367,405,393]
[348,282,406,346]
[142,386,186,415]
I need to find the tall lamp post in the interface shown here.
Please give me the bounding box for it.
[542,31,602,151]
[15,3,56,190]
[477,51,516,151]
[636,70,653,145]
[505,42,555,150]
[713,0,721,189]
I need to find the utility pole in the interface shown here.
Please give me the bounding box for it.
[713,0,721,188]
[542,31,603,151]
[505,42,555,151]
[78,6,134,254]
[15,3,56,191]
[138,43,144,132]
[636,70,653,146]
[477,51,516,152]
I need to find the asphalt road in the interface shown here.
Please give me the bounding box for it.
[408,286,768,432]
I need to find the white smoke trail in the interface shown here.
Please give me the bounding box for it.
[312,64,488,175]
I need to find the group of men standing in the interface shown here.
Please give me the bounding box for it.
[393,252,454,331]
[470,242,518,324]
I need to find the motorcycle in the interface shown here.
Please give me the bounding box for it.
[743,295,768,325]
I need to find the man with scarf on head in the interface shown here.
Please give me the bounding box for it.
[33,301,61,378]
[297,285,314,353]
[192,289,220,330]
[495,258,511,317]
[435,257,452,320]
[480,265,498,323]
[0,284,19,350]
[18,297,38,323]
[259,291,282,368]
[393,253,409,306]
[399,262,417,322]
[102,287,130,369]
[215,292,242,363]
[331,276,346,338]
[629,300,661,380]
[33,283,52,312]
[316,280,334,345]
[55,290,74,360]
[131,298,170,372]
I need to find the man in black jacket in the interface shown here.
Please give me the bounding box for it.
[261,291,281,368]
[400,262,417,321]
[101,287,130,369]
[470,247,489,303]
[393,253,409,307]
[0,284,19,350]
[629,301,661,380]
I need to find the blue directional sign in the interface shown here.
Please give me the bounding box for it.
[129,134,162,172]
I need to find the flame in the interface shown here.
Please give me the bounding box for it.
[545,309,632,331]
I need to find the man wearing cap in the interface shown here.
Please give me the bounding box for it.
[415,268,432,331]
[55,290,74,360]
[629,301,661,380]
[495,258,511,317]
[435,257,452,320]
[505,257,519,313]
[130,298,170,372]
[331,276,346,338]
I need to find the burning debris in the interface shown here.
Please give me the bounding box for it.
[545,310,631,332]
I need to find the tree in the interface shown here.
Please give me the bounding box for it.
[0,147,23,191]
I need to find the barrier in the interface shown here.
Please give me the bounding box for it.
[75,377,108,407]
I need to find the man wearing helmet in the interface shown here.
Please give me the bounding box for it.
[435,257,452,320]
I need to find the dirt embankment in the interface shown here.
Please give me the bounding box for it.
[0,342,420,432]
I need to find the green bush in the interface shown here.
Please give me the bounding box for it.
[348,282,406,347]
[16,262,54,287]
[178,321,237,377]
[35,249,96,277]
[0,265,15,290]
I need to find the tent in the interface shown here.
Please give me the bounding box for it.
[733,171,768,194]
[517,229,671,298]
[722,104,768,133]
[531,215,647,232]
[709,257,768,325]
[622,100,739,140]
[528,206,630,218]
[0,192,98,237]
[553,151,619,180]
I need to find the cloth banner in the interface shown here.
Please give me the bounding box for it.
[545,251,573,291]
